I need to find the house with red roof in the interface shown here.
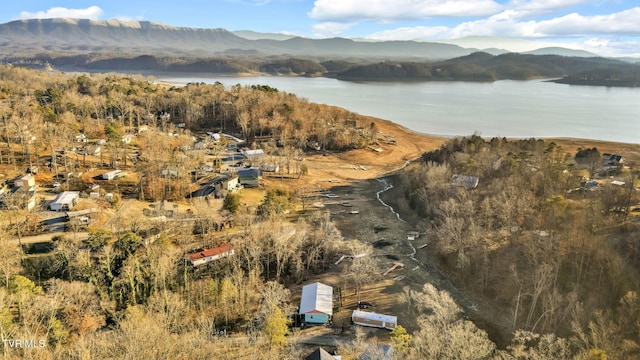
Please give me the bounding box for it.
[187,244,234,266]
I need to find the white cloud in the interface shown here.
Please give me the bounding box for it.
[582,37,640,56]
[362,6,640,55]
[312,22,356,38]
[309,0,503,22]
[534,7,640,36]
[506,0,590,19]
[18,6,104,20]
[366,7,640,42]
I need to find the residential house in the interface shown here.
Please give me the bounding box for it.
[299,282,333,325]
[223,175,239,192]
[187,244,234,266]
[50,191,80,211]
[0,186,37,211]
[602,153,624,166]
[237,168,261,187]
[15,175,36,189]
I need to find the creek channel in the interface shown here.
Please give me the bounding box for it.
[373,176,493,325]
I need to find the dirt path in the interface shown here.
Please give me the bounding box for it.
[10,231,89,246]
[373,176,512,343]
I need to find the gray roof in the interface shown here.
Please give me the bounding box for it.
[305,347,335,360]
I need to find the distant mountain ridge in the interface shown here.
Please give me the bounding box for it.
[3,18,638,87]
[0,18,598,60]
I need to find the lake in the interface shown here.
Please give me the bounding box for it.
[157,76,640,144]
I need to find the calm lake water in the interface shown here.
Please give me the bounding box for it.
[158,76,640,144]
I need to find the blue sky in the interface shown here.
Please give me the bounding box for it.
[3,1,640,56]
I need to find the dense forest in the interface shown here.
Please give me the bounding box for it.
[1,66,639,359]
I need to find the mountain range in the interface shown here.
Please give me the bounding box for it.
[0,18,599,60]
[1,18,638,86]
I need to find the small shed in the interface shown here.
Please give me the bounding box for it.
[351,310,397,330]
[50,191,80,211]
[299,282,333,325]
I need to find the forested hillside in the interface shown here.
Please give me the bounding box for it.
[398,135,640,358]
[336,52,637,82]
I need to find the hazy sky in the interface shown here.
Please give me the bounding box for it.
[3,1,640,56]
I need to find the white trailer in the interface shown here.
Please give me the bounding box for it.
[102,170,122,180]
[351,310,397,330]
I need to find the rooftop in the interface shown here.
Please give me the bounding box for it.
[52,191,80,205]
[188,244,234,261]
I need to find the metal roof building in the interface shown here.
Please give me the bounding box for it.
[299,282,333,324]
[50,191,80,211]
